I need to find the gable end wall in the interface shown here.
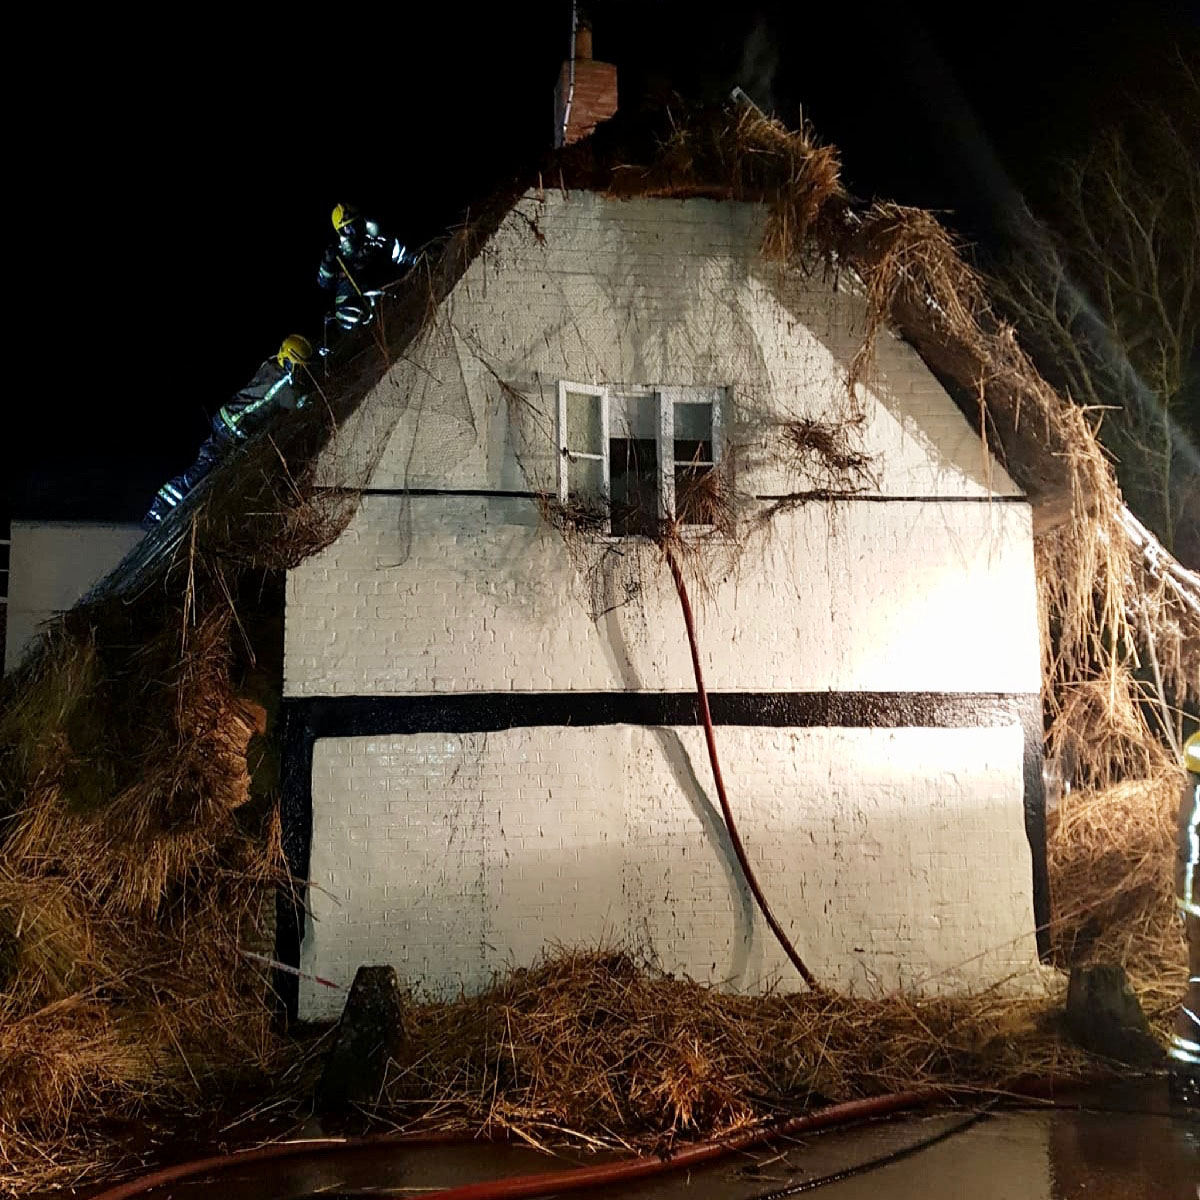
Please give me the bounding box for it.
[284,193,1044,1016]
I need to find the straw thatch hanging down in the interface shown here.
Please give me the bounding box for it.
[0,103,1196,1191]
[558,105,1199,1021]
[0,205,514,1192]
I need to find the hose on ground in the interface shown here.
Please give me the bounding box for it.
[90,1091,936,1200]
[90,1073,1132,1200]
[335,1090,943,1200]
[663,544,820,990]
[88,1130,474,1200]
[746,1102,996,1198]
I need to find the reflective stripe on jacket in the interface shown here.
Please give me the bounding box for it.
[1179,774,1200,918]
[217,359,300,438]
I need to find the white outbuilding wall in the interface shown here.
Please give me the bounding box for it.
[284,192,1044,1019]
[4,521,143,673]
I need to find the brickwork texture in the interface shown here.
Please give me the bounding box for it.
[287,193,1044,1016]
[300,724,1038,1018]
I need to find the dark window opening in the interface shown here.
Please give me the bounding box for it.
[609,437,659,537]
[674,437,717,525]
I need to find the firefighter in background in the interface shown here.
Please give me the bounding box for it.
[1171,730,1200,1105]
[318,203,410,331]
[144,335,314,527]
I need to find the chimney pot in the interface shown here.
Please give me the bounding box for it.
[575,22,593,60]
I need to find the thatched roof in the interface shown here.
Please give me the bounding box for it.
[106,99,1196,732]
[0,100,1195,1193]
[93,103,1105,603]
[549,108,1082,525]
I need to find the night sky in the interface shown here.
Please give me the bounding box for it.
[6,2,1196,524]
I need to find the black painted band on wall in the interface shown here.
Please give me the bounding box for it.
[352,486,1030,505]
[276,690,1048,1019]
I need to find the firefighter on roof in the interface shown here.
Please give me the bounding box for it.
[318,203,410,331]
[1170,730,1200,1105]
[143,335,313,527]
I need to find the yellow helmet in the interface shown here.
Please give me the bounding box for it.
[1186,731,1200,776]
[277,334,314,372]
[331,203,359,232]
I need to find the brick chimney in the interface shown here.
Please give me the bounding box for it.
[553,19,618,147]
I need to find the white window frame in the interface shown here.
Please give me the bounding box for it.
[658,386,723,526]
[556,381,609,507]
[556,382,725,533]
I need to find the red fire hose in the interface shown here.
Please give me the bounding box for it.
[87,1131,475,1200]
[90,1089,938,1200]
[402,1090,941,1200]
[663,545,820,990]
[89,1072,1128,1200]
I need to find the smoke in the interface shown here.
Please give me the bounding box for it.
[735,17,779,113]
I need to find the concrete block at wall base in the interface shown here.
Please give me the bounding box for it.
[1064,964,1164,1067]
[315,965,409,1113]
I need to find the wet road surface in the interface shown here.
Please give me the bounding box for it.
[82,1083,1198,1199]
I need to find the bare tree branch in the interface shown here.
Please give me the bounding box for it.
[989,70,1200,565]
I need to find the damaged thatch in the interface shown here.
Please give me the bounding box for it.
[1047,765,1187,1026]
[374,947,1090,1149]
[0,597,289,1192]
[0,101,1196,1192]
[0,171,524,1192]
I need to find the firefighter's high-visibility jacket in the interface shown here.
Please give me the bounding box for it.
[1170,731,1200,1102]
[215,358,305,441]
[144,360,306,526]
[318,216,410,328]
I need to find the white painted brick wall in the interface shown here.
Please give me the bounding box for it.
[5,521,144,672]
[289,191,1037,698]
[300,724,1039,1019]
[286,495,1038,697]
[288,191,1044,1013]
[317,193,1020,502]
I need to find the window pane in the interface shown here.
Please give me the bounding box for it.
[675,464,719,525]
[565,391,602,453]
[610,437,659,536]
[673,439,713,466]
[567,456,606,508]
[609,392,657,439]
[673,402,712,442]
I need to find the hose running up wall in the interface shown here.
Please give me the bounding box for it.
[662,545,820,991]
